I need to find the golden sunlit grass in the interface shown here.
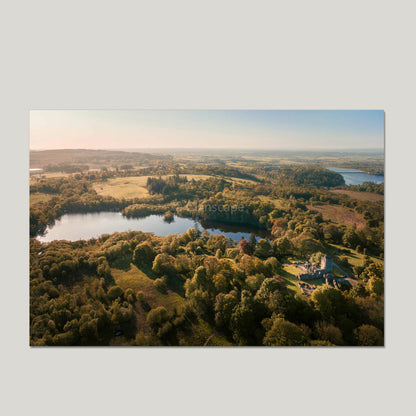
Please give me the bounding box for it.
[30,192,54,205]
[111,264,232,345]
[93,174,256,199]
[280,265,303,295]
[329,244,383,267]
[30,172,72,179]
[93,176,150,199]
[258,195,286,209]
[330,189,384,202]
[307,204,367,229]
[111,264,184,312]
[93,174,213,199]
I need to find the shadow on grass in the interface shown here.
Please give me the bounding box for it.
[137,264,186,298]
[278,268,301,292]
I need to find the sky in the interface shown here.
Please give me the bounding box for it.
[30,110,384,150]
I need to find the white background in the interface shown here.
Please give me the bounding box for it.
[1,1,415,415]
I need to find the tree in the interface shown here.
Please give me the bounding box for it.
[294,235,323,257]
[323,224,342,244]
[249,233,257,247]
[309,252,325,265]
[263,316,309,346]
[107,285,123,301]
[265,255,281,271]
[354,324,383,346]
[342,228,360,249]
[311,286,346,322]
[349,281,368,298]
[273,237,292,257]
[152,253,176,276]
[255,278,281,310]
[239,254,255,275]
[214,291,239,329]
[97,261,112,283]
[125,288,136,303]
[79,318,99,344]
[184,266,213,317]
[203,256,218,278]
[213,273,229,293]
[238,238,253,255]
[185,287,211,317]
[192,266,210,291]
[147,307,169,328]
[230,290,258,345]
[368,276,384,296]
[360,262,384,281]
[314,321,344,345]
[175,254,191,274]
[133,243,155,266]
[254,239,272,259]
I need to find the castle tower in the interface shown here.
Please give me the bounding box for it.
[321,255,333,272]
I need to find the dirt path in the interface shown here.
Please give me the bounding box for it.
[204,333,219,346]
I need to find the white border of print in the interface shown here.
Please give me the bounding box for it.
[1,1,415,416]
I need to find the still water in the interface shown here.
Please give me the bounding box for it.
[36,212,268,243]
[326,167,384,186]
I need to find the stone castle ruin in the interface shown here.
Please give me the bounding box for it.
[296,255,353,294]
[297,255,345,280]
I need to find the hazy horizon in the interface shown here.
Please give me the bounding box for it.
[30,110,384,151]
[30,147,384,152]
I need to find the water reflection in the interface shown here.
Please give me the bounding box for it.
[326,167,384,186]
[36,212,267,243]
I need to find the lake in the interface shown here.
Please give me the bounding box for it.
[326,167,384,186]
[36,212,268,243]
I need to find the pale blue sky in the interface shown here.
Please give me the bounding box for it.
[30,110,384,150]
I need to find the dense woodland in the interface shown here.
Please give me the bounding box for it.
[30,150,384,346]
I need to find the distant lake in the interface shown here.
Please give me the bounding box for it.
[36,212,268,243]
[326,167,384,186]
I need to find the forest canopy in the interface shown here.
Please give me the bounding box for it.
[30,149,384,346]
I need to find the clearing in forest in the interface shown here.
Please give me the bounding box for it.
[93,174,254,199]
[111,264,184,312]
[307,204,366,229]
[30,192,54,205]
[93,176,151,199]
[330,189,384,202]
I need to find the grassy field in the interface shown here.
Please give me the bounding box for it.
[93,174,213,199]
[280,265,303,295]
[93,174,255,199]
[307,204,366,229]
[111,264,184,312]
[258,195,286,209]
[111,263,232,345]
[329,244,383,267]
[30,192,54,205]
[330,189,384,202]
[93,176,151,199]
[30,171,73,179]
